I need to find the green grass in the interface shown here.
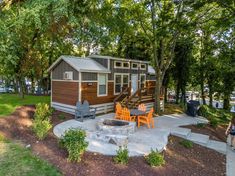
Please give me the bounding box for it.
[0,94,50,117]
[0,137,61,176]
[179,139,193,149]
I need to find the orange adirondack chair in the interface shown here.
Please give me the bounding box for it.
[137,108,154,128]
[121,108,136,121]
[115,103,122,119]
[138,103,146,112]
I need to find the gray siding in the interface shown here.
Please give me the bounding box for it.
[82,72,97,81]
[52,60,79,80]
[109,60,148,80]
[91,57,108,68]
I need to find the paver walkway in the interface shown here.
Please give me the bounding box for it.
[53,113,208,156]
[54,113,235,175]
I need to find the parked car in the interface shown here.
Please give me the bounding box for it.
[0,85,6,93]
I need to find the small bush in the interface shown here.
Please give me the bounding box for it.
[32,119,52,140]
[34,103,52,121]
[0,134,5,141]
[113,146,129,165]
[196,123,206,128]
[145,149,165,167]
[210,119,219,128]
[59,129,88,162]
[179,139,193,149]
[33,103,53,140]
[58,114,65,120]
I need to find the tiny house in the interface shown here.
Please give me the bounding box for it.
[48,55,159,114]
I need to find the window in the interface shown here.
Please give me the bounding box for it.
[140,75,146,88]
[131,63,138,69]
[114,74,129,94]
[115,61,122,68]
[114,61,130,69]
[63,71,73,80]
[123,62,130,68]
[140,64,146,70]
[98,74,107,96]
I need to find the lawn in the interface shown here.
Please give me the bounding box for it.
[0,135,61,176]
[0,94,50,117]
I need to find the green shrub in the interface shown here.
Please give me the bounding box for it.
[113,146,129,165]
[0,133,5,141]
[145,149,165,167]
[32,119,52,140]
[58,114,65,120]
[210,119,219,128]
[33,103,53,140]
[34,103,52,121]
[196,123,206,128]
[59,129,88,162]
[179,140,193,149]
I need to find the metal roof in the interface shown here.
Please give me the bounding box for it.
[88,55,149,64]
[48,55,111,73]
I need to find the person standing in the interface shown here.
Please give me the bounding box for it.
[226,115,235,150]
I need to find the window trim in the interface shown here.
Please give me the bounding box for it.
[139,74,146,88]
[97,73,108,97]
[131,63,139,70]
[114,73,130,95]
[114,61,130,69]
[63,71,73,80]
[140,64,146,70]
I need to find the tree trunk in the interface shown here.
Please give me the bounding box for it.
[200,81,206,105]
[19,77,25,99]
[154,70,162,115]
[176,81,180,104]
[223,93,230,110]
[164,86,168,103]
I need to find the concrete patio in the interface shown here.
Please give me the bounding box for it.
[53,113,208,156]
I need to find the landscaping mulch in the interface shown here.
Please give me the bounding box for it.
[0,106,226,176]
[181,124,227,142]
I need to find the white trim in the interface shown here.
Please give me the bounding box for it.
[80,70,111,73]
[51,102,114,115]
[140,63,147,70]
[108,80,114,82]
[107,59,110,70]
[114,73,129,95]
[131,63,139,70]
[97,73,108,97]
[114,60,130,69]
[88,55,149,64]
[52,79,79,82]
[81,80,98,83]
[79,72,82,102]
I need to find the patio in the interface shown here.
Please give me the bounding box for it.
[53,113,208,156]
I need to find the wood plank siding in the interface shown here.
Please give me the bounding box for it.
[81,82,117,105]
[52,81,78,105]
[52,60,79,80]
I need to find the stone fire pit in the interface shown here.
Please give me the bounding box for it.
[91,119,136,146]
[97,119,136,135]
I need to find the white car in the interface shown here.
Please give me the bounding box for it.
[0,86,6,93]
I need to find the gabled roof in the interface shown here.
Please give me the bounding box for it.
[148,65,155,75]
[48,55,110,73]
[88,55,149,64]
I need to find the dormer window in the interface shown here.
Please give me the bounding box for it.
[140,64,146,70]
[131,63,138,69]
[114,61,130,69]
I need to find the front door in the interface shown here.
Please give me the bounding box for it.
[131,74,138,95]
